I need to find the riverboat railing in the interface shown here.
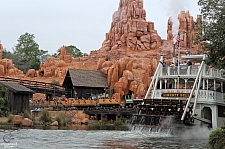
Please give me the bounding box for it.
[162,65,224,78]
[153,89,225,102]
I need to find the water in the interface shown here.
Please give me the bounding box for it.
[0,125,209,149]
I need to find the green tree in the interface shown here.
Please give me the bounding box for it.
[208,121,225,148]
[2,48,12,59]
[2,49,24,70]
[52,45,83,58]
[198,0,225,69]
[14,32,47,72]
[0,85,9,117]
[66,45,83,57]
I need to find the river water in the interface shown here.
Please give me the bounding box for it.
[0,125,210,149]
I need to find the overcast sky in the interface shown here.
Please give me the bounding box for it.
[0,0,200,55]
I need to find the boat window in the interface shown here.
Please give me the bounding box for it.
[218,106,225,117]
[223,83,225,93]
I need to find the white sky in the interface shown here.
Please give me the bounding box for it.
[0,0,200,55]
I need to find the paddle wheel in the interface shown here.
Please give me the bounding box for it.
[130,99,194,127]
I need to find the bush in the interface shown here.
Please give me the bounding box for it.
[31,115,36,125]
[121,117,127,123]
[0,89,5,98]
[114,120,123,126]
[208,128,225,149]
[12,110,17,115]
[55,113,67,126]
[0,98,9,117]
[23,110,31,119]
[39,109,52,125]
[7,114,13,124]
[97,120,105,126]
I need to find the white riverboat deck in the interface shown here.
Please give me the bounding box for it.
[143,54,225,129]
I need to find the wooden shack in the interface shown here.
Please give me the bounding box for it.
[0,81,34,113]
[62,69,108,98]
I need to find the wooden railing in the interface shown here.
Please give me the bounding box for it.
[0,76,68,96]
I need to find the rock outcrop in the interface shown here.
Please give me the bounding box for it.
[37,46,98,81]
[178,11,202,51]
[96,0,161,59]
[98,56,157,99]
[50,121,59,126]
[21,118,33,127]
[0,43,24,77]
[12,115,22,125]
[0,59,24,77]
[167,17,173,42]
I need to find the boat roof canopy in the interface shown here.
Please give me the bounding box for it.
[181,54,207,62]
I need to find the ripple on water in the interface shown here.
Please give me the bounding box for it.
[0,128,207,149]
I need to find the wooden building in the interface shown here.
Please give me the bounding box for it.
[62,69,108,98]
[0,81,34,113]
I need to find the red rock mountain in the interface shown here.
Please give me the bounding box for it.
[0,0,201,101]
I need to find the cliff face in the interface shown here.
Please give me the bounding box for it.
[0,0,202,101]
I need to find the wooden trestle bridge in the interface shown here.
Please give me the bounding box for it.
[0,76,71,98]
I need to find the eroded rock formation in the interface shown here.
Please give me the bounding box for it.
[0,59,24,77]
[98,0,161,56]
[178,11,202,51]
[98,57,157,99]
[167,17,173,42]
[37,46,98,80]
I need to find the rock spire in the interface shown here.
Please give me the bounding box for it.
[100,0,161,53]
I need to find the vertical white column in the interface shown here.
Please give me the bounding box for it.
[160,79,162,89]
[207,79,209,100]
[214,80,216,91]
[203,79,205,90]
[211,106,218,129]
[221,82,223,92]
[185,79,187,89]
[174,79,177,89]
[165,79,167,89]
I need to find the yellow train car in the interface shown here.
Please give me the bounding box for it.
[98,98,121,107]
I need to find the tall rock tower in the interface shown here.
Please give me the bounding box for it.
[178,11,202,51]
[99,0,161,54]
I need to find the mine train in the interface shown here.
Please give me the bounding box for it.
[30,93,139,109]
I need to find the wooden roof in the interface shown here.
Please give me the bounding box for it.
[0,81,34,94]
[64,69,108,88]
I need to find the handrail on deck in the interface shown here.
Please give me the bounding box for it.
[162,65,224,77]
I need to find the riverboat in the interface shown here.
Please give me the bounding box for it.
[130,54,225,134]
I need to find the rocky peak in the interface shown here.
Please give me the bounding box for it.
[177,11,202,51]
[97,0,161,60]
[167,17,173,42]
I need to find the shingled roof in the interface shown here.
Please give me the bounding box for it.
[0,81,34,94]
[66,69,108,88]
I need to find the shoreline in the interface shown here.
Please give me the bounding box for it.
[0,118,130,130]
